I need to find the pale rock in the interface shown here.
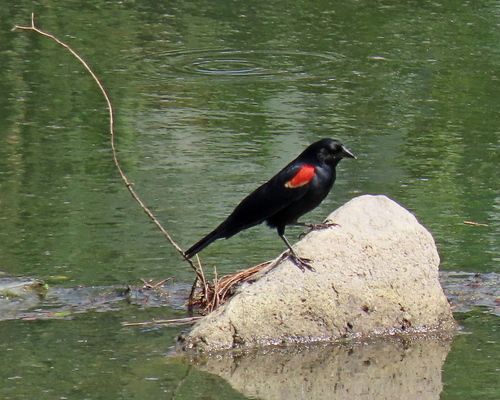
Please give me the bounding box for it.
[180,195,456,353]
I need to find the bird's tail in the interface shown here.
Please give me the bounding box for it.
[184,228,223,259]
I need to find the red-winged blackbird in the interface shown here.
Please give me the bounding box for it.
[185,138,356,270]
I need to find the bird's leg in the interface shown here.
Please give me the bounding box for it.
[295,221,339,239]
[279,233,315,272]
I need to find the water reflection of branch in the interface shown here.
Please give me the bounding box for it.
[171,362,193,400]
[190,337,453,400]
[12,14,207,297]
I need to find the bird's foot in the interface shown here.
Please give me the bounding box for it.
[288,252,315,272]
[298,221,339,239]
[279,233,315,272]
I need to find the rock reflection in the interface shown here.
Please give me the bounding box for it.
[189,337,452,400]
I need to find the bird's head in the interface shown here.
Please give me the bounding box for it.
[310,138,356,166]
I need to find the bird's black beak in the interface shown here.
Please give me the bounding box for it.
[341,145,357,159]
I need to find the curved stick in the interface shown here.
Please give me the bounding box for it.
[13,14,204,282]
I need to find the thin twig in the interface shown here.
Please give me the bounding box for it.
[197,254,211,304]
[122,316,202,327]
[13,14,206,285]
[140,277,173,289]
[463,220,489,227]
[207,266,220,313]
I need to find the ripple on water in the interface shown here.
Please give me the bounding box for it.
[160,49,344,77]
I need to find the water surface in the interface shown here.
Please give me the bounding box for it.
[0,0,498,398]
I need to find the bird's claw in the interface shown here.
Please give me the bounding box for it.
[289,252,315,272]
[298,221,339,239]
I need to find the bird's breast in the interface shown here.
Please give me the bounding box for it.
[307,166,335,195]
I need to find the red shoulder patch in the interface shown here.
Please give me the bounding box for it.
[285,165,316,189]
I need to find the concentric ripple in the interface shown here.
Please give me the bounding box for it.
[161,49,343,77]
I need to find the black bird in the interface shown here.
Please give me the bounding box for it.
[185,138,356,270]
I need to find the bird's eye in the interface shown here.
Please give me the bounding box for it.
[332,144,342,153]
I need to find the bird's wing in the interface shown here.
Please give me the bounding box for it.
[218,163,315,237]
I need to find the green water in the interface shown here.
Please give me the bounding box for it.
[0,0,498,398]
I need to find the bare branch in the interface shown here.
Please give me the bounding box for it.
[13,13,206,285]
